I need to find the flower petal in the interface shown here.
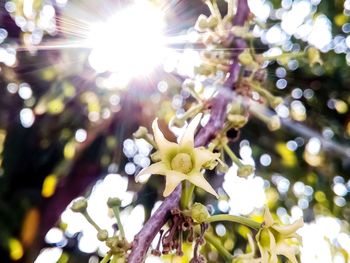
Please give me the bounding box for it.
[152,118,179,162]
[179,113,202,148]
[193,147,220,171]
[257,242,270,263]
[263,205,274,227]
[187,172,218,198]
[272,218,304,237]
[292,233,302,243]
[163,171,187,197]
[247,233,256,255]
[276,243,298,263]
[269,253,278,263]
[268,229,277,259]
[135,162,168,182]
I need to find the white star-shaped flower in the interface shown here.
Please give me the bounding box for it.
[256,206,304,263]
[136,114,219,198]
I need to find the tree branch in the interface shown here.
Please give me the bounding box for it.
[127,1,250,262]
[128,185,182,263]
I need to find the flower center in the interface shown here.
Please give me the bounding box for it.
[171,153,193,174]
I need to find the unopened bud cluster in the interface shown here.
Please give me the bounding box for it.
[70,196,130,261]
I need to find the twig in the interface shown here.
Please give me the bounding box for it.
[204,232,233,261]
[206,214,260,230]
[128,186,181,263]
[249,102,350,160]
[127,1,250,262]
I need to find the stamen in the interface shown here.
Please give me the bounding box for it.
[151,229,164,256]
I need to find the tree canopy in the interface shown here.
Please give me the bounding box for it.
[0,0,350,262]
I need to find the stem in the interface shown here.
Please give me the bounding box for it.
[263,52,304,61]
[223,143,243,168]
[249,38,256,56]
[187,87,204,103]
[180,181,188,209]
[184,183,195,209]
[227,0,234,18]
[82,211,101,232]
[183,103,203,119]
[112,206,125,239]
[187,184,195,207]
[205,0,222,20]
[250,82,275,102]
[212,0,223,21]
[211,0,225,33]
[249,105,273,124]
[100,251,112,263]
[181,182,195,209]
[206,214,261,230]
[204,232,233,261]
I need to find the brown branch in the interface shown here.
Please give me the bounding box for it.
[127,1,250,262]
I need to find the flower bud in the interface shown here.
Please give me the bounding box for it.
[277,55,290,65]
[203,159,218,170]
[107,197,122,208]
[223,15,233,26]
[238,51,254,66]
[217,161,229,174]
[270,97,284,108]
[195,64,215,76]
[207,15,219,29]
[133,126,148,139]
[191,203,210,223]
[97,229,109,241]
[182,79,195,90]
[71,198,88,213]
[106,237,116,249]
[232,26,247,38]
[169,116,186,128]
[267,116,281,131]
[106,237,123,254]
[307,47,323,67]
[195,14,209,32]
[237,165,254,177]
[228,102,243,115]
[150,151,161,162]
[227,114,248,129]
[202,33,214,45]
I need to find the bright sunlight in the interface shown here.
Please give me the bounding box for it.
[87,1,166,75]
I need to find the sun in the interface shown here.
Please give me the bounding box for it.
[86,1,166,77]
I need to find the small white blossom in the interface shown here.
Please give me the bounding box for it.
[256,206,304,263]
[136,114,220,197]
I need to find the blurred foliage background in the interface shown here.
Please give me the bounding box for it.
[0,0,350,262]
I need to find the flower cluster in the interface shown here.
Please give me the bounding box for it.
[70,198,130,262]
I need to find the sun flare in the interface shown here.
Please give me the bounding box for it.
[87,1,166,76]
